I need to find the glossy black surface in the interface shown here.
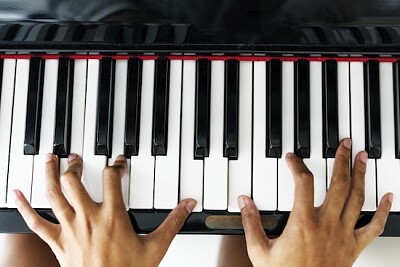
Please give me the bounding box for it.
[266,59,282,158]
[53,56,74,157]
[1,208,400,237]
[322,60,339,158]
[394,61,400,159]
[223,59,239,159]
[95,57,115,156]
[364,60,382,158]
[24,56,44,155]
[294,59,310,158]
[124,57,142,157]
[194,59,211,159]
[152,58,170,156]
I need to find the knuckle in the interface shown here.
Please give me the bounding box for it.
[60,173,77,187]
[353,188,365,206]
[370,223,385,237]
[29,217,43,232]
[297,170,313,183]
[168,213,185,231]
[331,174,350,192]
[46,185,61,200]
[103,166,120,178]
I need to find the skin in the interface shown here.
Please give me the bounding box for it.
[13,153,196,267]
[12,138,393,267]
[239,138,393,267]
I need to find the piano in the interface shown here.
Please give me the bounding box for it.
[0,0,400,236]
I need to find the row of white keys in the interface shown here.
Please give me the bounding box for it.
[0,58,16,207]
[82,58,107,203]
[253,60,277,211]
[109,59,130,209]
[278,61,295,211]
[350,62,376,211]
[7,58,32,207]
[327,61,350,183]
[129,59,155,209]
[228,61,252,212]
[377,62,400,211]
[31,59,58,208]
[154,59,182,209]
[304,61,326,206]
[180,60,203,212]
[204,60,228,210]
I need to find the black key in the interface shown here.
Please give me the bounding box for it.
[95,57,115,156]
[194,59,211,159]
[364,60,381,158]
[152,58,170,156]
[266,59,282,158]
[394,61,400,159]
[223,59,239,159]
[24,57,45,155]
[53,57,74,157]
[294,59,310,158]
[322,60,339,158]
[124,58,142,157]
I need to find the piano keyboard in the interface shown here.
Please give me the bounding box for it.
[1,53,400,216]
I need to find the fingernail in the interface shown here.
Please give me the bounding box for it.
[238,196,247,210]
[286,152,296,158]
[360,152,368,164]
[68,153,78,162]
[185,199,197,213]
[343,138,351,149]
[45,153,54,163]
[388,193,394,204]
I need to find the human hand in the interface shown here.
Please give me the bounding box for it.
[239,138,393,267]
[13,154,196,267]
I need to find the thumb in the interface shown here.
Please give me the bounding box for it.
[149,199,196,253]
[239,195,270,252]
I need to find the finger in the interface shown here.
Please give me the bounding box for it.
[103,155,127,211]
[238,195,270,253]
[355,193,392,252]
[149,199,196,256]
[321,139,351,218]
[44,153,74,223]
[60,154,94,211]
[13,190,59,244]
[285,153,314,215]
[341,151,367,227]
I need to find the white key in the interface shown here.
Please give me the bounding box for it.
[108,59,130,209]
[304,61,326,206]
[7,59,33,206]
[130,59,155,209]
[377,62,400,211]
[154,59,182,209]
[327,61,350,184]
[82,59,107,203]
[350,62,376,211]
[31,59,58,208]
[180,59,203,212]
[253,60,277,211]
[204,60,228,210]
[0,59,16,207]
[60,59,87,175]
[278,61,294,211]
[228,61,252,212]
